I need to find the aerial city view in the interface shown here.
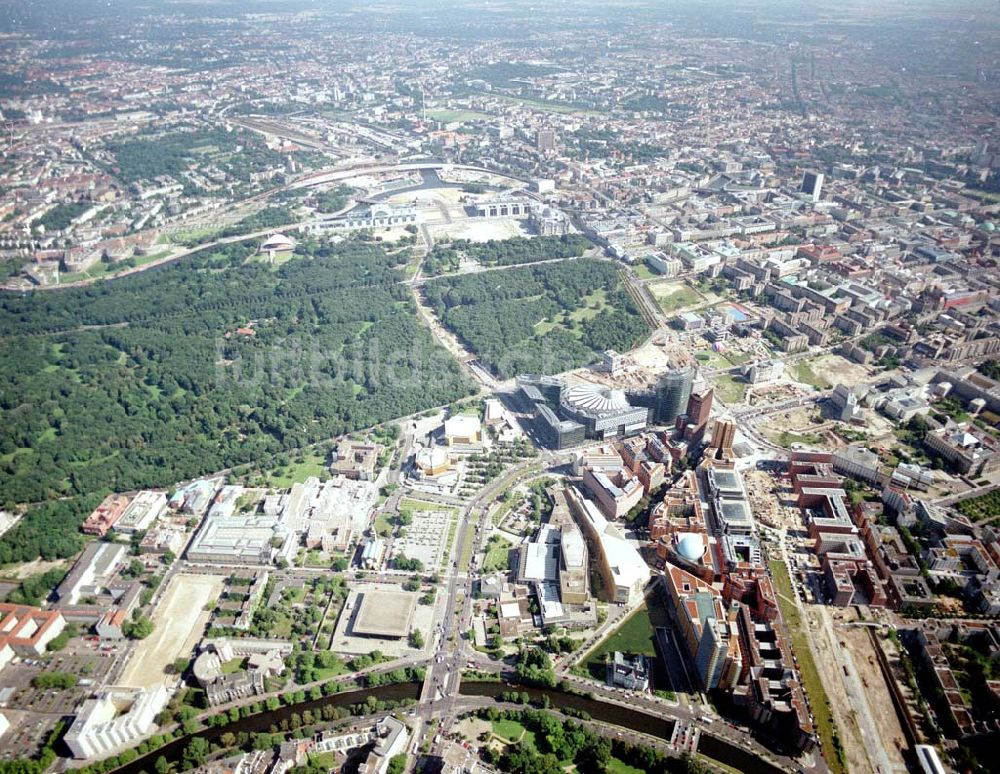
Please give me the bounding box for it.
[0,0,998,772]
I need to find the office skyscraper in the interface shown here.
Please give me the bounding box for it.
[709,419,736,460]
[536,129,555,152]
[655,365,694,425]
[684,388,714,438]
[800,171,824,202]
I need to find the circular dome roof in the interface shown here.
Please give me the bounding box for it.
[192,651,222,684]
[261,233,294,249]
[676,533,706,562]
[561,383,631,416]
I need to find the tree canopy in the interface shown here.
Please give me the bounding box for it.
[0,237,474,560]
[422,259,648,378]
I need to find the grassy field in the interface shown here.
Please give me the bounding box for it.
[457,524,476,573]
[400,498,458,514]
[694,349,730,369]
[308,752,337,770]
[769,560,846,774]
[374,512,393,537]
[649,281,702,314]
[534,288,609,336]
[426,108,491,123]
[220,658,244,674]
[792,360,832,390]
[582,606,657,680]
[487,93,600,116]
[267,451,329,488]
[492,719,537,749]
[711,373,746,404]
[632,263,660,280]
[605,759,645,774]
[766,429,824,449]
[482,538,513,572]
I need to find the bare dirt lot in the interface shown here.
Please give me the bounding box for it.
[428,217,530,243]
[839,625,909,771]
[807,353,873,388]
[806,606,874,774]
[118,574,223,689]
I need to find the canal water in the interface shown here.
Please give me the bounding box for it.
[459,681,784,774]
[107,681,421,774]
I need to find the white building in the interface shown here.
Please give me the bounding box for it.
[55,542,128,605]
[360,716,409,774]
[301,203,419,235]
[832,446,882,483]
[113,491,167,534]
[746,359,785,384]
[65,686,169,759]
[565,487,649,604]
[444,414,482,447]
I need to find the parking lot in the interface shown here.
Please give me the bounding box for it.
[391,507,456,571]
[0,641,119,716]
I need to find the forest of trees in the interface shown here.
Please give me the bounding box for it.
[478,708,714,774]
[424,234,592,276]
[36,202,92,233]
[0,238,475,560]
[422,259,649,378]
[104,126,287,188]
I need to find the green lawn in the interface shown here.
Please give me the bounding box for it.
[632,264,660,281]
[266,451,329,488]
[694,349,730,369]
[792,360,832,390]
[766,429,824,449]
[492,719,537,750]
[220,658,245,675]
[769,560,846,774]
[426,108,491,123]
[711,373,746,404]
[399,498,458,514]
[309,752,337,770]
[313,664,347,681]
[605,758,645,774]
[374,512,393,538]
[648,281,702,313]
[483,538,513,572]
[582,606,656,680]
[534,287,610,337]
[457,525,476,573]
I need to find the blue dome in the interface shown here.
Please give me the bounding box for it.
[677,533,705,562]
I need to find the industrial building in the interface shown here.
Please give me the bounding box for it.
[0,605,66,666]
[187,513,293,566]
[55,542,128,605]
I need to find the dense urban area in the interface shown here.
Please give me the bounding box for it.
[0,1,998,774]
